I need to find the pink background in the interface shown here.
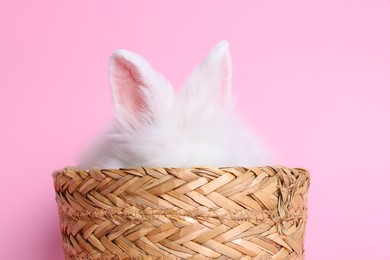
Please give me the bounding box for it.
[1,1,390,259]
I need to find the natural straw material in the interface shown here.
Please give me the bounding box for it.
[53,166,309,260]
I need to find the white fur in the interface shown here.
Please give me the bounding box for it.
[79,41,268,169]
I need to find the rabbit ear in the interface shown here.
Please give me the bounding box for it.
[182,41,232,106]
[110,50,174,130]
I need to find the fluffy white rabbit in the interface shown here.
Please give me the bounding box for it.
[79,41,268,169]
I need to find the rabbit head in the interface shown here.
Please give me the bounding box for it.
[79,41,268,169]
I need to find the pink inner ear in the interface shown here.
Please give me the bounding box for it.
[113,58,146,115]
[219,54,231,102]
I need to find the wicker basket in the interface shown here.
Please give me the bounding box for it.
[53,166,309,260]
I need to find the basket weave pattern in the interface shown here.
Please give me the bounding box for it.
[53,166,309,260]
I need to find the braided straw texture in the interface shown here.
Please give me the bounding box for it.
[53,166,309,260]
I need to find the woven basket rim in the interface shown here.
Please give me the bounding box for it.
[53,165,309,176]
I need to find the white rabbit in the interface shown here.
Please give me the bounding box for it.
[78,41,268,169]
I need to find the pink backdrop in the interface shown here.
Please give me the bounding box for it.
[1,1,390,259]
